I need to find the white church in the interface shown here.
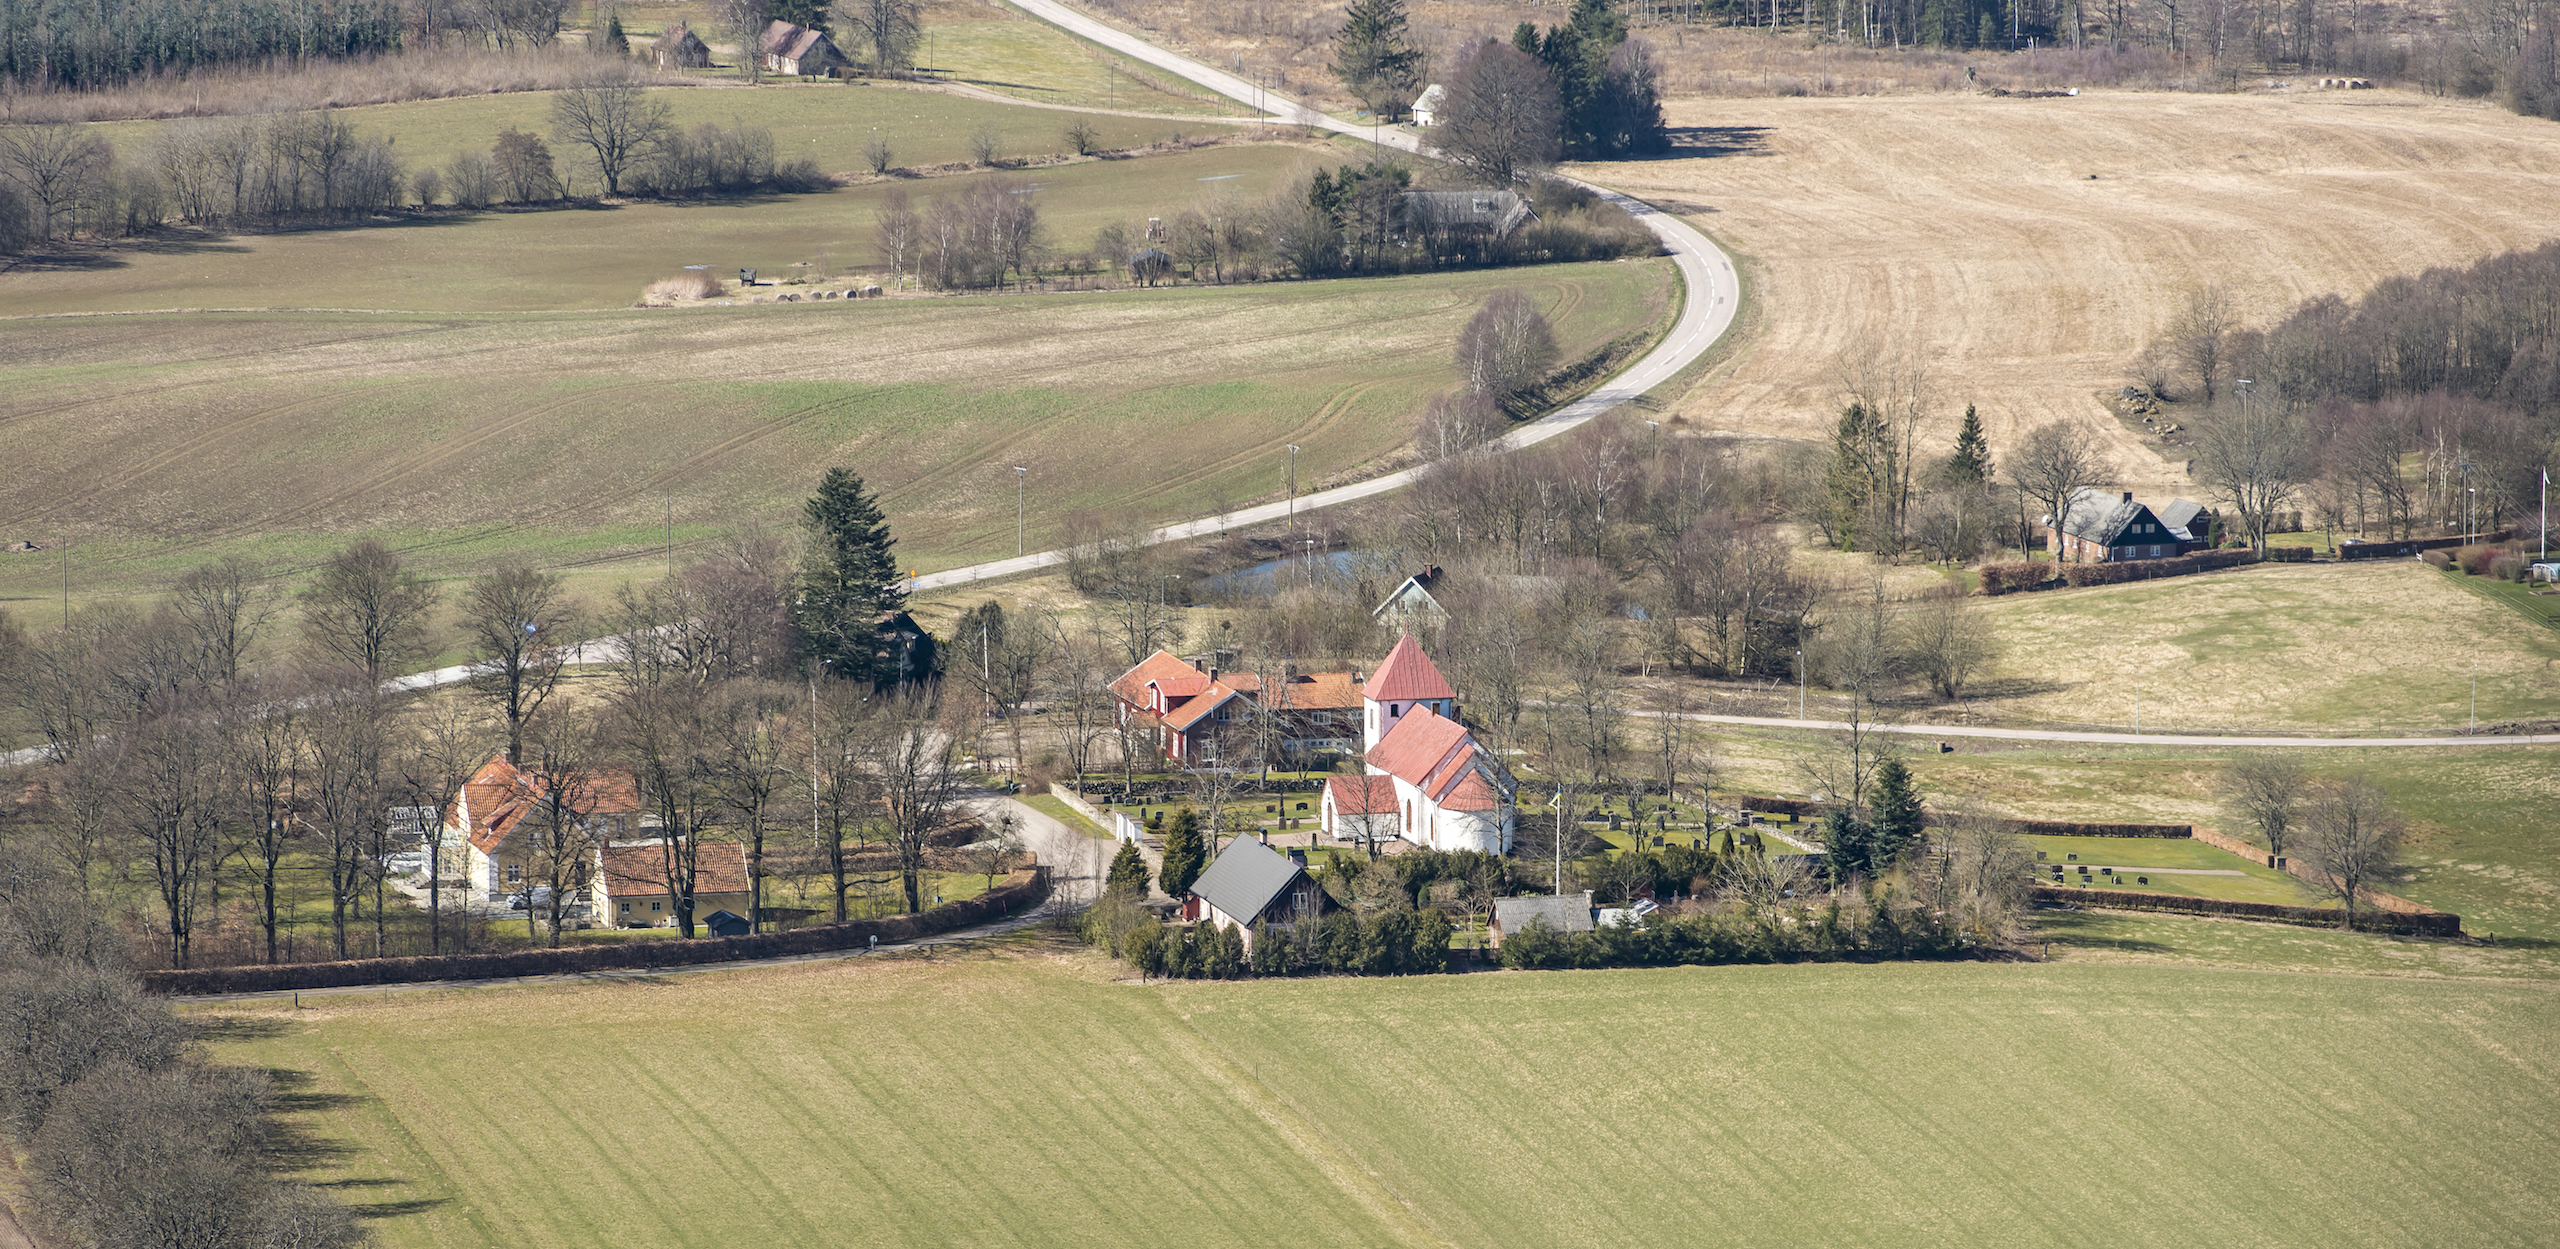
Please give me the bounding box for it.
[1319,634,1518,854]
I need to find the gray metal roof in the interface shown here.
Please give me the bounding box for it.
[1189,837,1308,922]
[1493,894,1594,935]
[1404,190,1537,238]
[2156,498,2207,541]
[2057,488,2155,546]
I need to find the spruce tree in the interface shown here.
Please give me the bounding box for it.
[1331,0,1424,120]
[1944,404,1994,486]
[1820,807,1873,884]
[1106,840,1151,898]
[1868,757,1924,872]
[601,10,630,55]
[793,468,904,685]
[1156,808,1205,897]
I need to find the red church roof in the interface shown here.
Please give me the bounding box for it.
[1325,774,1398,815]
[1365,633,1454,702]
[1365,705,1473,789]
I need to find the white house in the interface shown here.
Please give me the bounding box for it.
[1410,83,1445,126]
[1371,565,1446,625]
[1322,634,1515,854]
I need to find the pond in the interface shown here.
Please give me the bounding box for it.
[1200,549,1365,597]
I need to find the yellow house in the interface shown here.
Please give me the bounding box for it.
[596,842,754,929]
[446,754,643,908]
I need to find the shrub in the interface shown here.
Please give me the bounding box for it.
[1976,560,2046,595]
[2490,553,2527,582]
[2265,546,2314,563]
[643,270,724,303]
[2456,544,2498,575]
[2423,550,2453,570]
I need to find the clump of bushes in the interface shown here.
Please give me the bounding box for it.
[2265,546,2315,563]
[1976,560,2048,595]
[2490,552,2527,582]
[643,270,725,303]
[2423,549,2453,570]
[2456,544,2500,575]
[625,120,827,197]
[2053,548,2258,588]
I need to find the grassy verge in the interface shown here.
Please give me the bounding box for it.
[1019,792,1112,839]
[192,945,2560,1248]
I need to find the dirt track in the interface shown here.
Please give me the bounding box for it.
[1586,91,2560,493]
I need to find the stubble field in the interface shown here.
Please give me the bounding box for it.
[194,946,2560,1248]
[1583,90,2560,493]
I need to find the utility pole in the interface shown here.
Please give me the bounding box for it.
[1286,444,1300,541]
[2471,659,2478,731]
[665,497,673,577]
[1553,789,1564,895]
[809,673,824,851]
[2134,682,2140,735]
[1796,648,1806,720]
[1012,465,1027,556]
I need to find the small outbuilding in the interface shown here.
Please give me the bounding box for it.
[704,909,753,938]
[1372,565,1446,624]
[1488,892,1596,949]
[760,20,853,76]
[654,23,711,68]
[1410,83,1445,126]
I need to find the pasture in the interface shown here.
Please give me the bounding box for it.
[195,946,2560,1248]
[1589,91,2560,495]
[0,251,1673,605]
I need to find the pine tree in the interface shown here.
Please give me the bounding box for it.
[793,468,905,685]
[1943,404,1994,486]
[1868,757,1924,872]
[771,0,826,32]
[1106,840,1151,898]
[1331,0,1424,120]
[1156,808,1205,897]
[601,10,630,54]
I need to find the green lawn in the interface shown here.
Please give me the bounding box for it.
[1019,793,1111,840]
[193,945,2560,1248]
[2024,834,2309,904]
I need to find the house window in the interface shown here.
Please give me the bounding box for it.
[651,901,663,912]
[1216,704,1233,722]
[619,901,631,913]
[1313,711,1331,726]
[504,864,523,884]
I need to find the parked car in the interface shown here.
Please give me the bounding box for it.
[506,886,555,911]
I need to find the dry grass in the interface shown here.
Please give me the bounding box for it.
[1583,90,2560,496]
[642,270,727,302]
[0,45,690,126]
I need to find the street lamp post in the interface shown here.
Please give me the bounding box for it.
[1012,466,1027,556]
[1796,648,1806,720]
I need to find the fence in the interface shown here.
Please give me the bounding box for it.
[145,867,1050,995]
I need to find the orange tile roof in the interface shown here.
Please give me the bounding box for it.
[1325,775,1398,815]
[1264,671,1362,711]
[451,754,642,856]
[1441,770,1502,812]
[1366,633,1454,702]
[1110,650,1204,709]
[601,841,750,898]
[1161,681,1246,731]
[1365,705,1472,789]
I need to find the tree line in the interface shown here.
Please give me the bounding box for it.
[0,80,822,250]
[0,468,1012,970]
[2147,244,2557,543]
[0,846,370,1246]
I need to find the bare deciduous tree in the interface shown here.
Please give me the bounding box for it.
[0,122,113,240]
[2009,421,2108,568]
[864,696,961,914]
[2219,753,2302,860]
[2193,397,2310,556]
[2170,283,2237,403]
[873,185,918,289]
[2294,777,2406,929]
[846,0,922,75]
[1428,39,1560,188]
[299,540,439,685]
[462,563,580,764]
[1898,585,1996,703]
[549,77,670,196]
[1456,288,1558,403]
[706,680,799,934]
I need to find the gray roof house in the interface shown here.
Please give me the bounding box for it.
[1185,837,1326,953]
[2049,488,2187,564]
[1372,566,1446,623]
[1488,892,1596,949]
[1404,190,1538,241]
[2156,497,2212,544]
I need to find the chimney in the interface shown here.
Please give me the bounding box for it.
[2122,491,2134,503]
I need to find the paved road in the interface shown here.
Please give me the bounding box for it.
[914,0,1739,593]
[1621,706,2560,749]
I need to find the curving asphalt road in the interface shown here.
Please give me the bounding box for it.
[914,0,1738,592]
[1615,707,2560,749]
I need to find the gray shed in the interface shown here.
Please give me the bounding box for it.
[1489,892,1595,949]
[704,909,752,937]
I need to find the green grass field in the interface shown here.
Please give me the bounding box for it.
[193,945,2560,1248]
[2023,834,2308,904]
[0,244,1673,610]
